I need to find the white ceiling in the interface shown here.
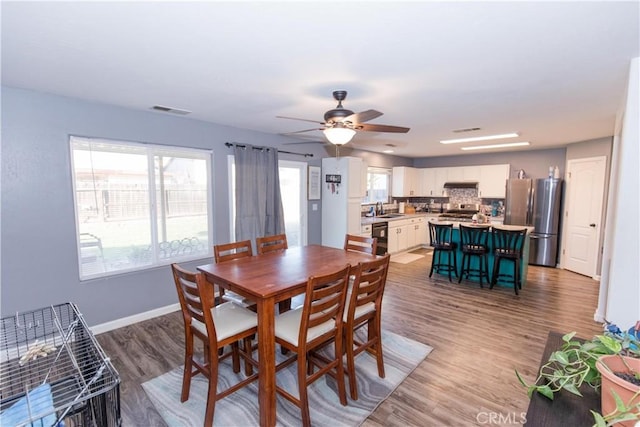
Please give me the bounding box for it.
[2,1,638,158]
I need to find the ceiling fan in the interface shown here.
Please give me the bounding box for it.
[277,90,410,145]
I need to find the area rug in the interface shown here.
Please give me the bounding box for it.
[390,253,425,264]
[142,329,432,427]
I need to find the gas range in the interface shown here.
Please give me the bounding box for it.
[437,204,479,222]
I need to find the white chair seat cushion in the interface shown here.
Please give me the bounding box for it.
[275,307,336,347]
[191,301,257,342]
[343,300,375,322]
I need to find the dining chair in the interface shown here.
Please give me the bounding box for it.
[344,233,378,255]
[256,234,291,314]
[273,264,351,427]
[171,264,259,426]
[343,253,390,401]
[256,233,288,254]
[214,240,255,308]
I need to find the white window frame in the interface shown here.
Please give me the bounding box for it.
[364,166,392,204]
[70,136,214,280]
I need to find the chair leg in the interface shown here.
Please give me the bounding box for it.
[447,250,453,282]
[514,259,520,295]
[181,334,194,402]
[490,257,499,289]
[297,349,312,427]
[373,317,385,379]
[458,253,466,283]
[429,250,437,278]
[334,332,348,407]
[243,336,253,376]
[204,355,218,427]
[345,326,358,400]
[231,342,240,373]
[452,249,458,279]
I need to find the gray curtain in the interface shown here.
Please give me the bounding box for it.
[234,144,285,245]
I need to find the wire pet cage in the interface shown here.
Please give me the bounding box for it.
[0,303,121,426]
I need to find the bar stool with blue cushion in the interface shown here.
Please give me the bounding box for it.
[458,224,491,287]
[428,222,458,282]
[490,227,528,295]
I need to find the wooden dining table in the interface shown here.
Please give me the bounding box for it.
[197,244,378,427]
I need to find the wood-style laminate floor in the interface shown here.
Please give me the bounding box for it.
[97,248,603,426]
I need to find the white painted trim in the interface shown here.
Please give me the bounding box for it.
[90,303,180,335]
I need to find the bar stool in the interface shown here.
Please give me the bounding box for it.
[490,227,528,295]
[428,222,458,282]
[458,224,491,287]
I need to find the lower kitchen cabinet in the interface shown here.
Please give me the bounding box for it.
[388,221,408,254]
[387,216,428,254]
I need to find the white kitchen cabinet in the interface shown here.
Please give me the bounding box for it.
[387,220,409,254]
[392,167,421,197]
[322,156,364,249]
[433,167,449,197]
[360,223,372,238]
[422,167,448,197]
[446,167,464,182]
[387,217,428,253]
[462,166,481,182]
[478,164,510,198]
[361,159,369,198]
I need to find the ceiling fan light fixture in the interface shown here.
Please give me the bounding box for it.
[323,127,356,145]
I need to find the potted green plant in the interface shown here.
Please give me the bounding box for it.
[516,323,640,426]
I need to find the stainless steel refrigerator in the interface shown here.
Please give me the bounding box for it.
[504,178,563,266]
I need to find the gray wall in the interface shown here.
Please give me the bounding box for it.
[0,87,329,325]
[0,87,411,326]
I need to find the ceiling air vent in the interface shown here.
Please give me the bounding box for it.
[151,105,192,115]
[452,127,481,133]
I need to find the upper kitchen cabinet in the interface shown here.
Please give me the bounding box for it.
[443,166,481,183]
[392,166,422,197]
[478,164,510,198]
[423,167,451,197]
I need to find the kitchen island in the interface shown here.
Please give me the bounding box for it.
[360,213,530,289]
[428,219,533,288]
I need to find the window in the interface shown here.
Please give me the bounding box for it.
[363,167,391,204]
[70,136,213,280]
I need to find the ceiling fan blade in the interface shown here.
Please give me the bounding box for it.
[280,128,323,135]
[357,123,410,133]
[276,115,324,125]
[281,140,326,145]
[344,109,383,124]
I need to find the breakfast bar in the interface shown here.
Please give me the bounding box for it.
[428,220,533,288]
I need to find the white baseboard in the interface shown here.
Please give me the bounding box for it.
[90,303,180,335]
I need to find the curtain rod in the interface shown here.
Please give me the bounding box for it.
[225,142,313,158]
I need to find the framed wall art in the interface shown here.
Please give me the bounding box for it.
[308,165,321,200]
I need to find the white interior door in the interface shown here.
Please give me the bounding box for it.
[278,160,308,247]
[562,156,606,277]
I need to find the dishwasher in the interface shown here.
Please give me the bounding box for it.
[372,222,388,255]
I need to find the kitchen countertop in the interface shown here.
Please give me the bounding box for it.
[361,213,431,225]
[361,213,508,227]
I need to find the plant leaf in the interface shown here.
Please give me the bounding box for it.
[537,384,554,400]
[562,382,583,397]
[590,410,606,427]
[562,332,577,342]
